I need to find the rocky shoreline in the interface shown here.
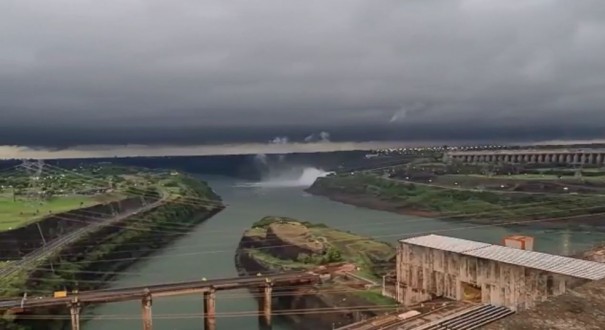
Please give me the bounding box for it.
[305,188,441,218]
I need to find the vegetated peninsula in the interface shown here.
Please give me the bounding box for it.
[0,165,224,330]
[306,166,605,228]
[235,216,403,329]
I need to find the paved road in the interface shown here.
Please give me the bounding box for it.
[0,199,164,280]
[378,174,605,197]
[0,272,319,310]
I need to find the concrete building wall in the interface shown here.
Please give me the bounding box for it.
[396,243,585,311]
[445,149,605,166]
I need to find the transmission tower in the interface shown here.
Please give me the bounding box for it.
[19,159,45,201]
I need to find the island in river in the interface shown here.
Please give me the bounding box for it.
[235,216,451,329]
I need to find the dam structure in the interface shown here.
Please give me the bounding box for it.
[444,149,605,166]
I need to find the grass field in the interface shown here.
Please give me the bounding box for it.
[0,194,114,231]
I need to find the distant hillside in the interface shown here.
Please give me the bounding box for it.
[1,151,373,180]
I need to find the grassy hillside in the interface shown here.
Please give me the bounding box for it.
[308,173,605,224]
[0,168,224,330]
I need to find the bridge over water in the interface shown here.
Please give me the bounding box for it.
[0,272,320,330]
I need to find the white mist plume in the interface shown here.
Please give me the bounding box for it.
[389,103,427,123]
[254,153,268,165]
[319,131,330,142]
[304,131,331,143]
[243,167,332,188]
[389,107,407,123]
[269,136,289,144]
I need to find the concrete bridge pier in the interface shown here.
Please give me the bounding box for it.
[141,291,153,330]
[204,289,217,330]
[258,284,273,330]
[69,298,81,330]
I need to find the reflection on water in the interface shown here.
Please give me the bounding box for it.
[83,175,605,330]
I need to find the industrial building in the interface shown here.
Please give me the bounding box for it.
[396,234,605,312]
[444,149,605,165]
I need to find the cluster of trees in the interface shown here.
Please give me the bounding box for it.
[296,247,343,265]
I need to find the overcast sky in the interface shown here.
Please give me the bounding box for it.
[2,0,605,147]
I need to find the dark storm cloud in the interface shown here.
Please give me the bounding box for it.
[1,0,605,146]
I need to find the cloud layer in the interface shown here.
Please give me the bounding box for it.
[0,142,408,160]
[1,0,605,145]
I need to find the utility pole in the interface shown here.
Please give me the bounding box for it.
[36,222,47,246]
[20,292,27,309]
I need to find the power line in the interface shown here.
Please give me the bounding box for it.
[8,303,410,321]
[4,165,605,292]
[41,163,225,206]
[0,200,589,270]
[5,207,605,285]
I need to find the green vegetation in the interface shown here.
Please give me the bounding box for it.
[246,248,312,271]
[0,167,223,330]
[237,218,397,325]
[464,172,605,181]
[354,289,398,305]
[242,217,395,281]
[297,247,343,265]
[252,216,327,229]
[238,218,399,328]
[0,165,157,231]
[0,164,221,232]
[0,194,121,231]
[309,226,394,279]
[309,173,605,224]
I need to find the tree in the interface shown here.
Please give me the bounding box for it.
[322,248,343,264]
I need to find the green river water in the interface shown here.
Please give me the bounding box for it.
[82,174,605,330]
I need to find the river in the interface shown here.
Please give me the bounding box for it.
[83,174,605,330]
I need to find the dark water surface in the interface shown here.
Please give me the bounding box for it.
[83,175,605,330]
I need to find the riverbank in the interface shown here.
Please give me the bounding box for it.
[0,169,224,330]
[306,174,605,229]
[235,216,398,329]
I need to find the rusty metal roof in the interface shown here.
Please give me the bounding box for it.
[400,234,605,280]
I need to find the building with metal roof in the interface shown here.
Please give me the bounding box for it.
[396,234,605,312]
[400,234,605,281]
